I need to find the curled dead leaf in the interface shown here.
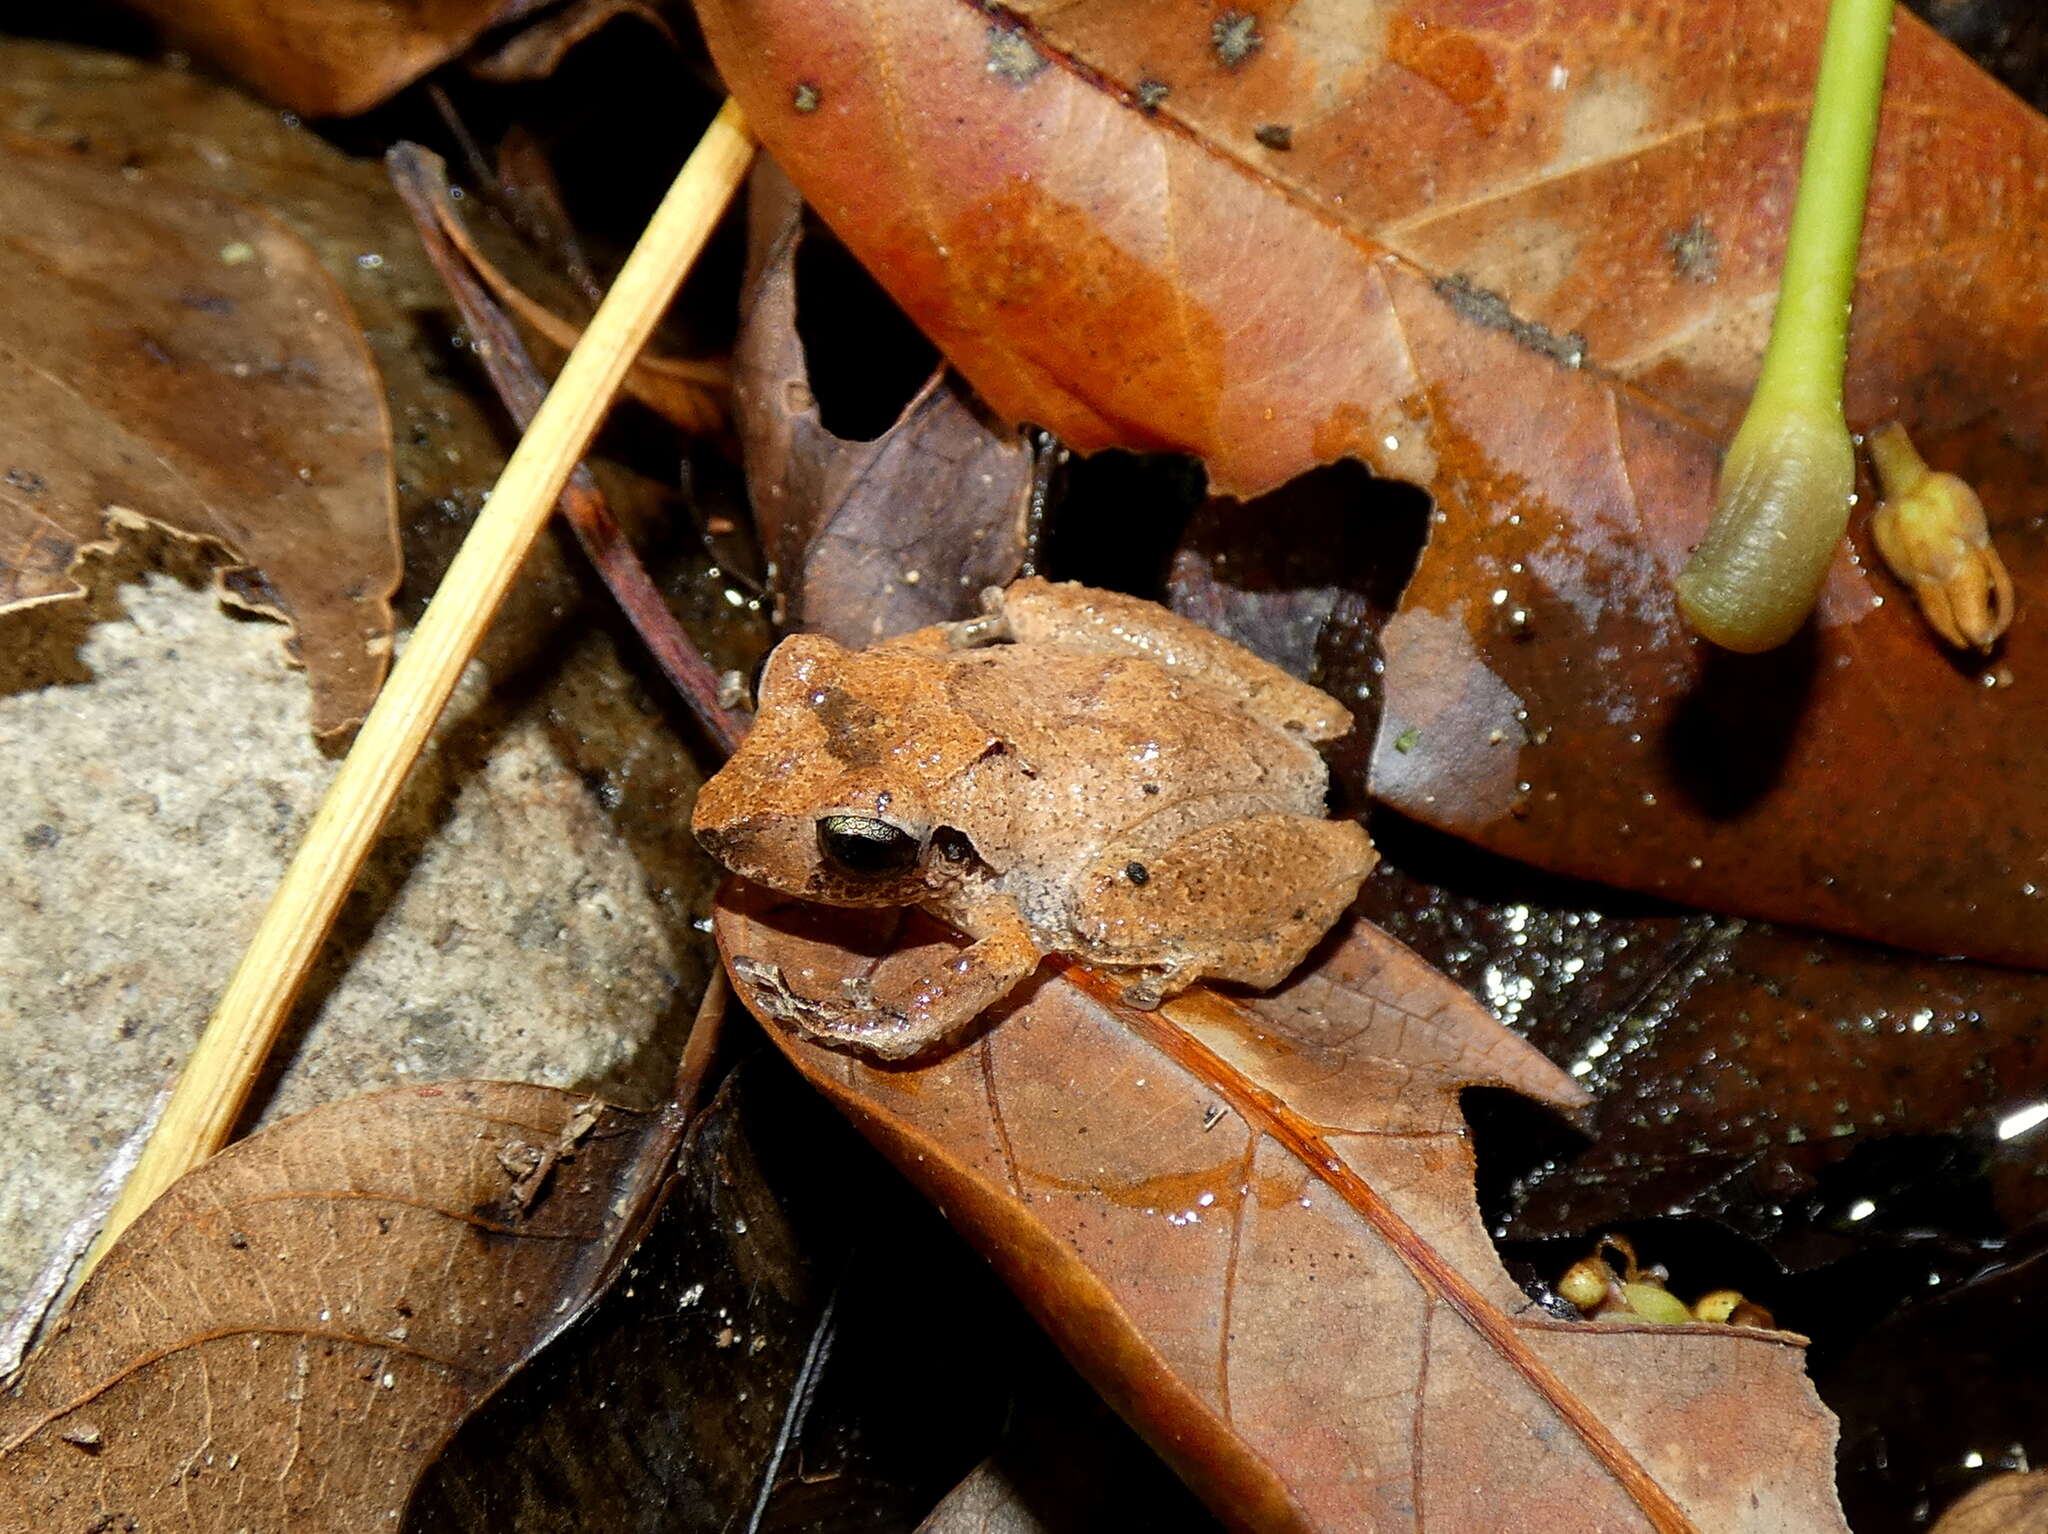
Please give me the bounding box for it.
[467,0,676,82]
[735,160,1043,645]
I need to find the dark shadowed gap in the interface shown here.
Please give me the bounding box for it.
[409,1051,1022,1531]
[1041,448,1208,596]
[793,223,942,442]
[1906,0,2048,112]
[1827,1232,2048,1534]
[1,1,159,54]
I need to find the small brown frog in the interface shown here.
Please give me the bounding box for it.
[693,579,1377,1060]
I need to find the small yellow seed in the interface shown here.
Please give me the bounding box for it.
[1558,1256,1615,1313]
[1867,422,2014,652]
[1692,1289,1777,1328]
[1691,1288,1741,1323]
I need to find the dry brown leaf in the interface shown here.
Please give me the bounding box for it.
[0,140,399,742]
[735,161,1040,645]
[0,1081,677,1529]
[919,1464,1059,1534]
[124,0,532,116]
[718,885,1848,1532]
[467,0,676,82]
[693,0,2048,967]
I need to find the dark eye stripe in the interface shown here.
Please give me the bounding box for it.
[817,814,919,874]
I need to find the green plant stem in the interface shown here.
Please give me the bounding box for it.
[1753,0,1894,414]
[1675,0,1894,653]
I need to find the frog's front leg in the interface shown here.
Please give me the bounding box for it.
[734,895,1042,1062]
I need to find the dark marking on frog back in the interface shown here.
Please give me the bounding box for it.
[812,685,885,767]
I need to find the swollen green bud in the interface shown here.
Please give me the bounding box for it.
[1617,1280,1696,1326]
[1676,399,1855,653]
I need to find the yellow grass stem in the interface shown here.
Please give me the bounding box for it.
[86,100,756,1272]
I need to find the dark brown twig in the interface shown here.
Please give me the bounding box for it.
[388,141,749,755]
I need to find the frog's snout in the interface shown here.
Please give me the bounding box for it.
[692,819,749,868]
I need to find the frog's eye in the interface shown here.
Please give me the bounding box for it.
[816,814,920,874]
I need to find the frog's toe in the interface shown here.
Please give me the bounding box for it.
[727,955,929,1060]
[1115,960,1190,1010]
[1119,973,1166,1010]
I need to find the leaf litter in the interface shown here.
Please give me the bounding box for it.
[734,161,1048,647]
[10,3,2048,1528]
[0,38,728,1354]
[0,1082,677,1528]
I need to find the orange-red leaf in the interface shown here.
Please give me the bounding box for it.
[696,0,2048,964]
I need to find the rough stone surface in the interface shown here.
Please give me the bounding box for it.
[0,571,708,1317]
[0,39,754,1326]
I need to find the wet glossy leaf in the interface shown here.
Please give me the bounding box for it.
[1161,464,2048,1253]
[0,140,399,741]
[717,884,1848,1532]
[735,161,1040,646]
[0,1082,683,1529]
[694,0,2048,965]
[1827,1244,2048,1533]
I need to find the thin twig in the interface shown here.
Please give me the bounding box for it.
[741,1272,844,1533]
[85,100,756,1275]
[387,141,748,752]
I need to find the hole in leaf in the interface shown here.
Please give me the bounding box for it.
[793,224,941,442]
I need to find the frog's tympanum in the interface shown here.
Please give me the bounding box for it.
[694,579,1378,1060]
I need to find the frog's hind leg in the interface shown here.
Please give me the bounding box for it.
[1071,813,1378,1004]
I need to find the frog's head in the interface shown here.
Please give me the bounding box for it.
[692,632,993,908]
